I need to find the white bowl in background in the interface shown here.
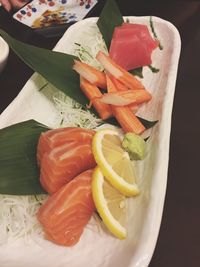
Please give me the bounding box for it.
[0,36,9,73]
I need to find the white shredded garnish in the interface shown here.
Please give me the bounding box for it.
[0,195,46,243]
[53,91,102,129]
[73,25,108,70]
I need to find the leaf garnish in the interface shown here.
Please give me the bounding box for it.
[0,29,87,106]
[150,16,163,50]
[97,0,124,49]
[105,116,158,129]
[129,67,144,78]
[138,117,158,129]
[0,120,49,195]
[148,65,160,73]
[74,42,94,61]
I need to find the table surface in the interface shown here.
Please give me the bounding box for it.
[0,1,200,266]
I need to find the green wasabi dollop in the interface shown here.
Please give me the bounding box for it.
[122,132,146,160]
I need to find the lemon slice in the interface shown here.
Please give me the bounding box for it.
[92,167,127,239]
[92,129,139,196]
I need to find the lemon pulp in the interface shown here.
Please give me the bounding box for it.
[92,167,127,239]
[92,129,140,196]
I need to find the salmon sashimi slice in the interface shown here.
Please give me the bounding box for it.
[37,169,95,247]
[37,127,95,165]
[40,141,96,194]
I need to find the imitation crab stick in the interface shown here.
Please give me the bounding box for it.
[96,51,144,90]
[105,74,141,113]
[105,74,145,134]
[106,73,116,93]
[100,89,152,106]
[112,106,145,134]
[73,60,106,89]
[37,169,95,247]
[80,77,112,120]
[109,75,129,91]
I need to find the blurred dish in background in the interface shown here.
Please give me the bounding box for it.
[13,0,97,28]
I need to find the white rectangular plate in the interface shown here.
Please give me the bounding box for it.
[0,16,181,267]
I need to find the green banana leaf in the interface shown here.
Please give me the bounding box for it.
[0,120,48,195]
[106,116,158,130]
[0,30,88,106]
[137,117,158,129]
[129,67,144,79]
[97,0,124,48]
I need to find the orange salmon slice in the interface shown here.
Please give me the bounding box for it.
[37,169,95,247]
[37,127,95,165]
[40,141,96,194]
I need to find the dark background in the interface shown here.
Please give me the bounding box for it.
[0,0,200,266]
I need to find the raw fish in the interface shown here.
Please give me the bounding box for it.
[109,23,159,70]
[37,169,95,247]
[40,141,96,194]
[37,127,95,164]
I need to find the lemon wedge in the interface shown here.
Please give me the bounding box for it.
[92,167,127,239]
[92,129,140,196]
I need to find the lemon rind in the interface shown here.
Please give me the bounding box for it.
[92,167,126,239]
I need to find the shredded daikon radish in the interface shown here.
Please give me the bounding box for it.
[73,25,108,70]
[0,195,46,243]
[53,91,102,129]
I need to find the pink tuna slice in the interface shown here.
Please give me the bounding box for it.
[113,24,158,50]
[109,24,159,70]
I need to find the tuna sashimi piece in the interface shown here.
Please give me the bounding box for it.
[40,141,96,194]
[114,23,159,50]
[110,37,152,71]
[109,23,159,70]
[37,127,95,165]
[37,169,95,247]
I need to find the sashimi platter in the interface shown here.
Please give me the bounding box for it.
[0,0,181,266]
